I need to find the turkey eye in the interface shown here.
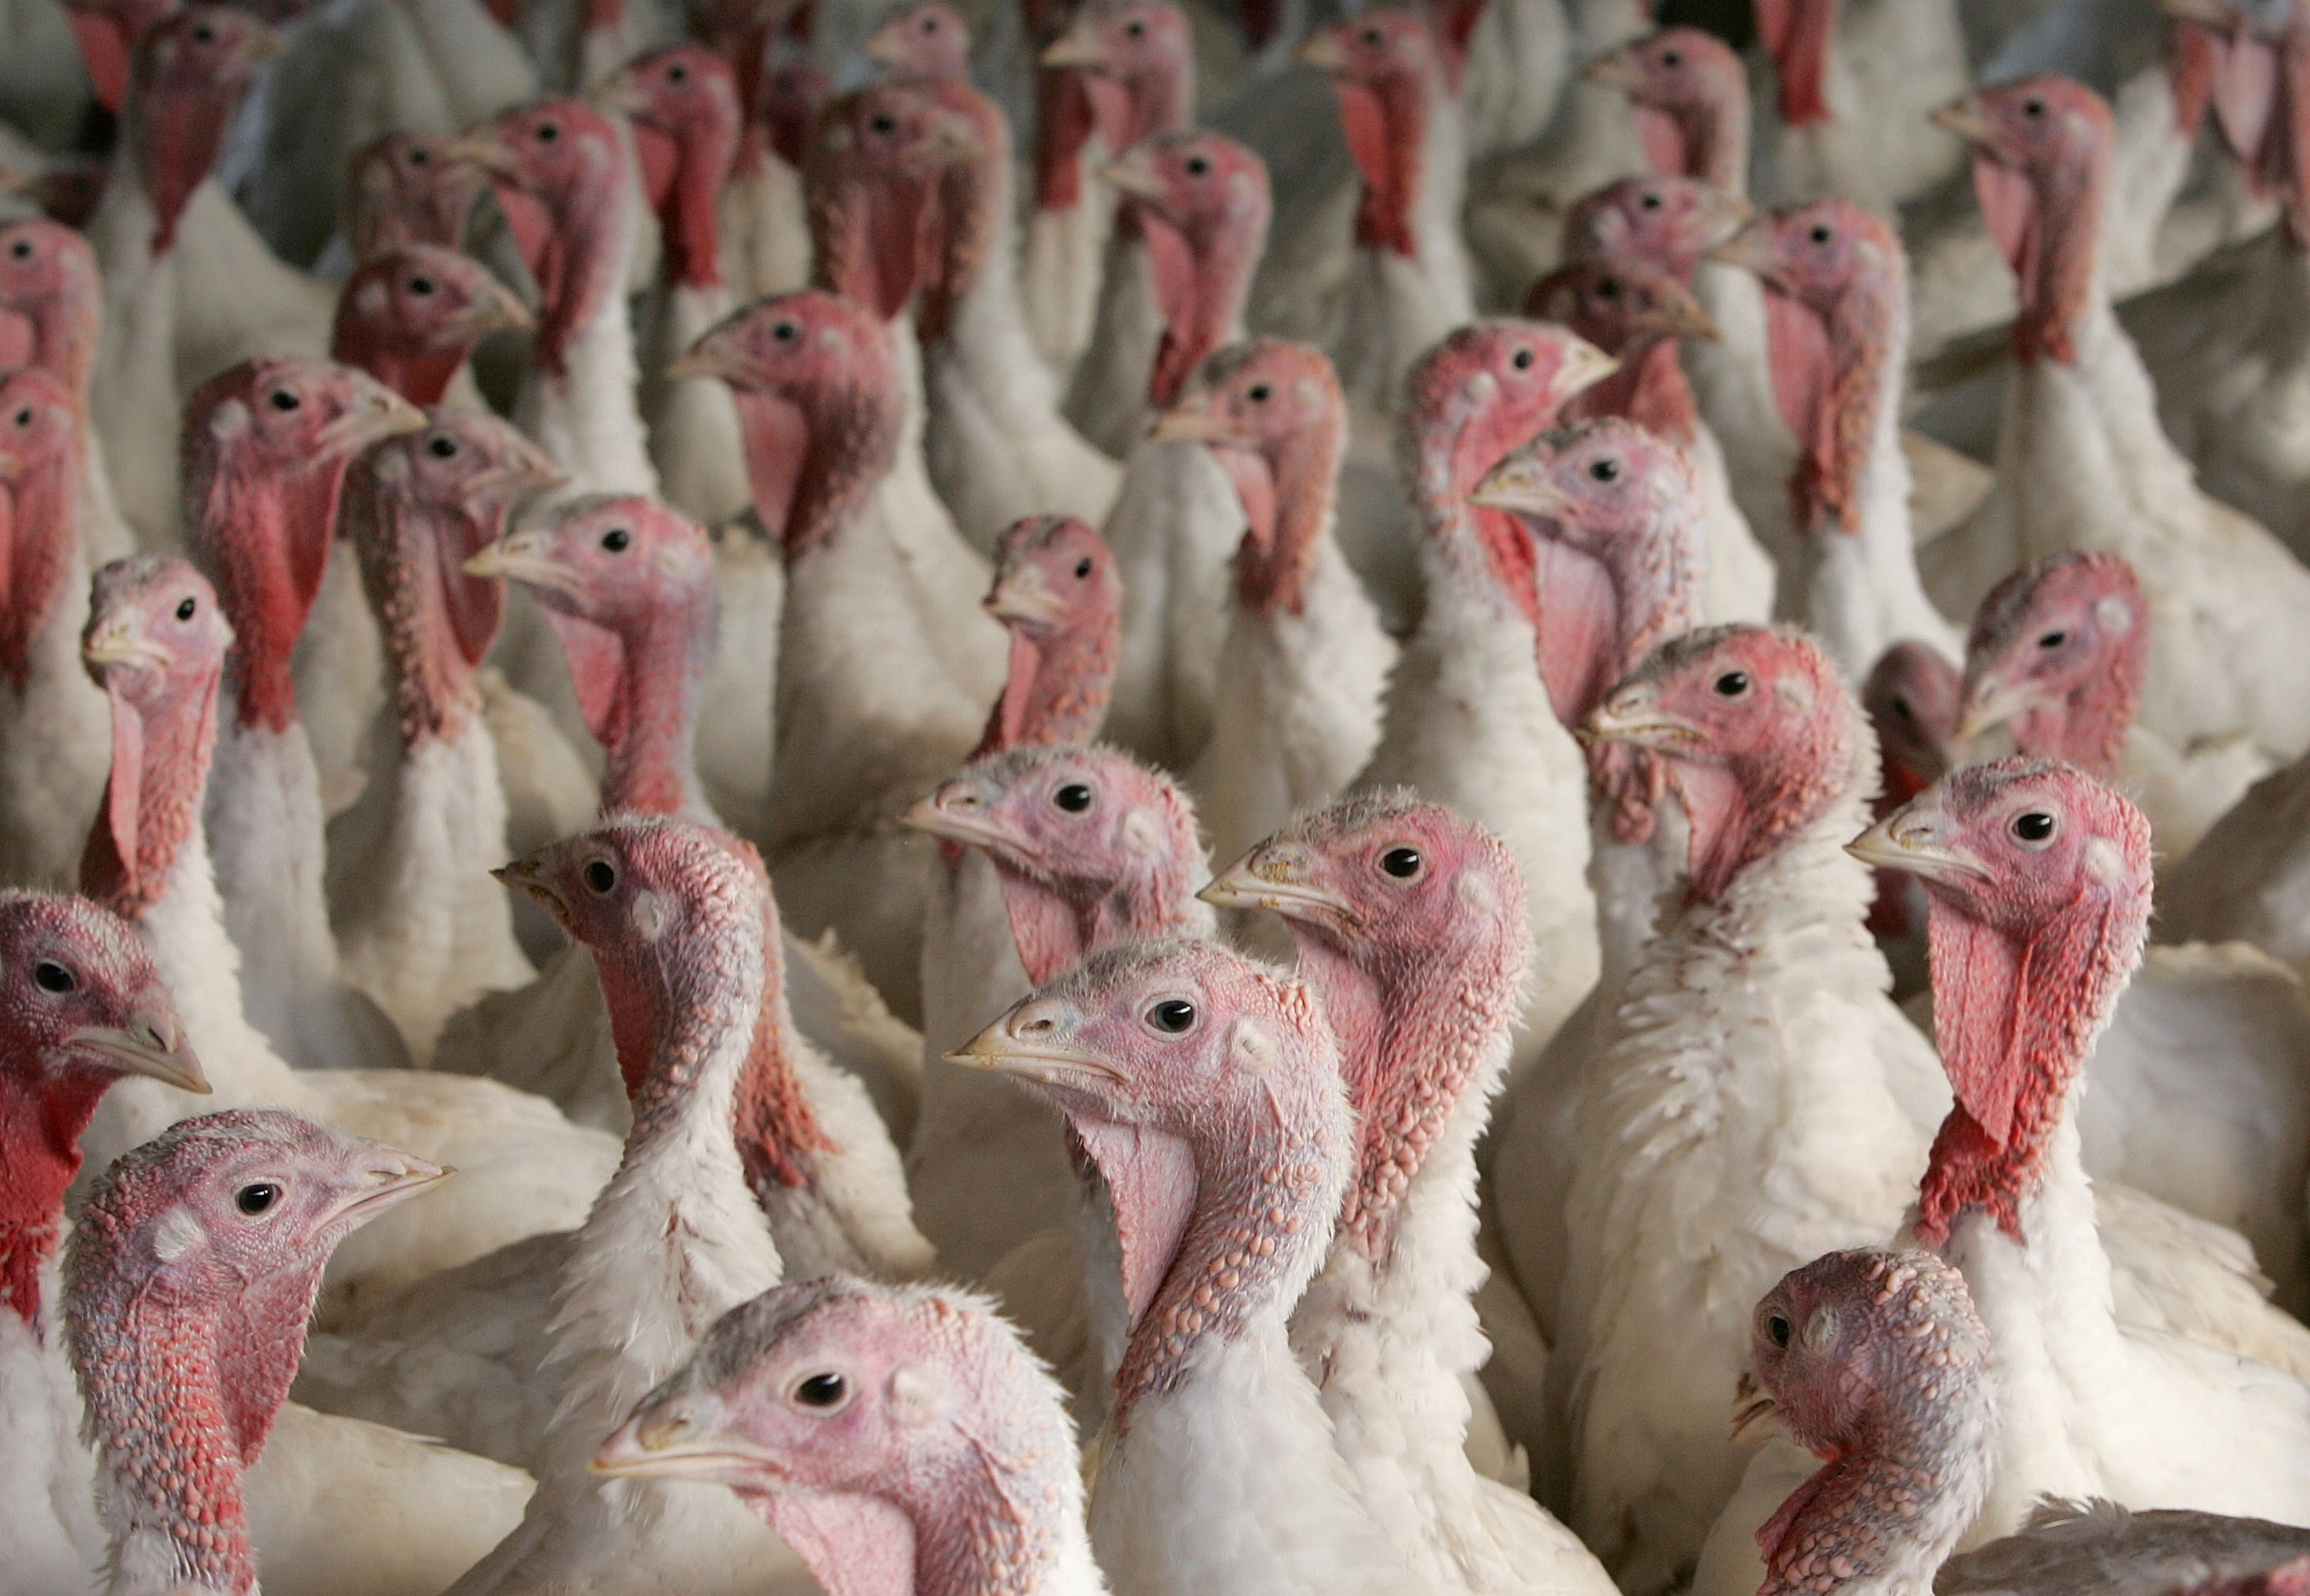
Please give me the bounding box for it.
[1810,223,1833,244]
[1766,1313,1791,1349]
[1512,346,1535,370]
[1596,276,1621,299]
[1589,457,1620,482]
[1126,18,1144,35]
[270,389,302,411]
[772,320,799,342]
[2037,630,2066,649]
[1247,383,1271,403]
[2024,98,2044,118]
[1639,191,1662,209]
[192,23,216,42]
[1053,782,1093,812]
[1714,670,1750,697]
[1660,48,1681,66]
[1186,156,1209,175]
[176,596,197,621]
[601,527,631,552]
[584,858,618,894]
[428,435,458,457]
[920,13,936,27]
[2010,811,2057,845]
[1891,696,1914,722]
[668,62,688,80]
[11,407,28,427]
[1148,998,1196,1033]
[1361,25,1381,44]
[236,1183,280,1216]
[871,113,897,133]
[794,1372,845,1407]
[408,147,430,165]
[1073,557,1093,578]
[409,274,435,296]
[32,960,72,993]
[8,239,28,259]
[536,122,560,141]
[1380,846,1421,878]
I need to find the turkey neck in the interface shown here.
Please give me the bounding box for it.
[0,432,85,694]
[1993,133,2104,370]
[566,589,716,820]
[973,607,1119,760]
[1572,336,1701,450]
[519,158,633,380]
[2006,658,2139,781]
[1222,413,1341,620]
[1644,83,1748,196]
[1664,693,1860,907]
[194,462,353,735]
[330,316,469,410]
[1140,199,1260,413]
[736,373,898,562]
[0,1066,116,1330]
[637,104,734,295]
[84,653,224,924]
[993,848,1212,989]
[1762,0,1833,129]
[127,64,239,256]
[343,473,506,746]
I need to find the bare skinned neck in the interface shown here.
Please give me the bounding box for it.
[195,468,352,733]
[82,666,223,924]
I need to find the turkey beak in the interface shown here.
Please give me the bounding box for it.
[1930,96,2003,155]
[591,75,654,115]
[320,386,427,455]
[70,1009,209,1095]
[1467,453,1573,520]
[922,108,987,172]
[1147,391,1246,447]
[1199,845,1360,927]
[446,273,535,338]
[1582,684,1701,751]
[984,560,1069,626]
[593,1395,760,1483]
[1581,44,1644,93]
[82,614,172,673]
[1102,152,1168,203]
[1845,805,1994,888]
[464,527,576,593]
[902,781,1022,855]
[1703,220,1788,288]
[493,855,567,918]
[1551,339,1621,411]
[1040,20,1108,69]
[947,1002,1125,1086]
[1637,286,1720,343]
[0,162,30,198]
[314,1143,453,1235]
[1295,28,1351,72]
[442,132,524,183]
[1729,1371,1786,1444]
[1953,673,2037,744]
[665,332,743,383]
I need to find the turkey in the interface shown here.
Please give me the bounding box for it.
[330,243,534,410]
[595,1275,1109,1596]
[951,938,1424,1595]
[1159,337,1393,867]
[343,129,494,259]
[1746,0,1968,216]
[75,553,622,1319]
[65,1107,534,1596]
[1202,794,1616,1596]
[0,216,136,570]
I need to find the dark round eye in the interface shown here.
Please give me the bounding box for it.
[1639,190,1662,209]
[1660,48,1681,66]
[794,1372,845,1407]
[408,274,436,296]
[1186,155,1209,176]
[176,596,197,621]
[8,239,29,259]
[1053,781,1093,812]
[270,389,302,412]
[536,121,560,142]
[870,112,897,134]
[1361,25,1381,44]
[1589,457,1620,482]
[2037,630,2067,649]
[920,12,937,27]
[1810,223,1833,245]
[1596,276,1621,299]
[1890,695,1914,723]
[1714,669,1750,697]
[1148,997,1196,1032]
[1126,18,1145,35]
[236,1183,280,1215]
[1247,382,1271,403]
[601,527,631,552]
[11,407,28,427]
[2023,97,2044,118]
[428,434,459,457]
[668,62,688,81]
[192,22,216,42]
[2011,811,2056,844]
[1512,346,1535,370]
[772,320,799,343]
[1073,557,1093,578]
[584,858,618,894]
[1766,1313,1792,1350]
[1381,845,1421,878]
[33,959,73,993]
[408,146,430,165]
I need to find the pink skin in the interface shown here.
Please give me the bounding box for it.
[126,6,283,254]
[1753,0,1833,127]
[1036,0,1194,215]
[1525,254,1716,445]
[953,939,1351,1427]
[0,369,85,693]
[450,101,633,377]
[1202,794,1526,1261]
[597,1277,1083,1596]
[681,289,901,560]
[497,817,835,1186]
[1587,26,1752,193]
[1849,759,2152,1246]
[1303,10,1454,258]
[1585,624,1856,902]
[339,408,560,747]
[343,131,490,259]
[906,744,1204,983]
[1933,76,2112,367]
[865,0,972,80]
[1958,550,2144,781]
[0,219,105,430]
[688,0,812,171]
[1738,1248,1997,1596]
[1714,198,1903,537]
[1563,173,1753,286]
[329,245,531,407]
[1469,417,1706,843]
[0,888,203,1330]
[1106,131,1271,410]
[77,555,233,922]
[65,1109,447,1596]
[970,514,1121,761]
[1155,338,1343,617]
[1860,641,1960,942]
[467,494,716,818]
[612,45,742,291]
[1400,320,1621,647]
[180,356,424,734]
[803,82,985,326]
[62,0,180,117]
